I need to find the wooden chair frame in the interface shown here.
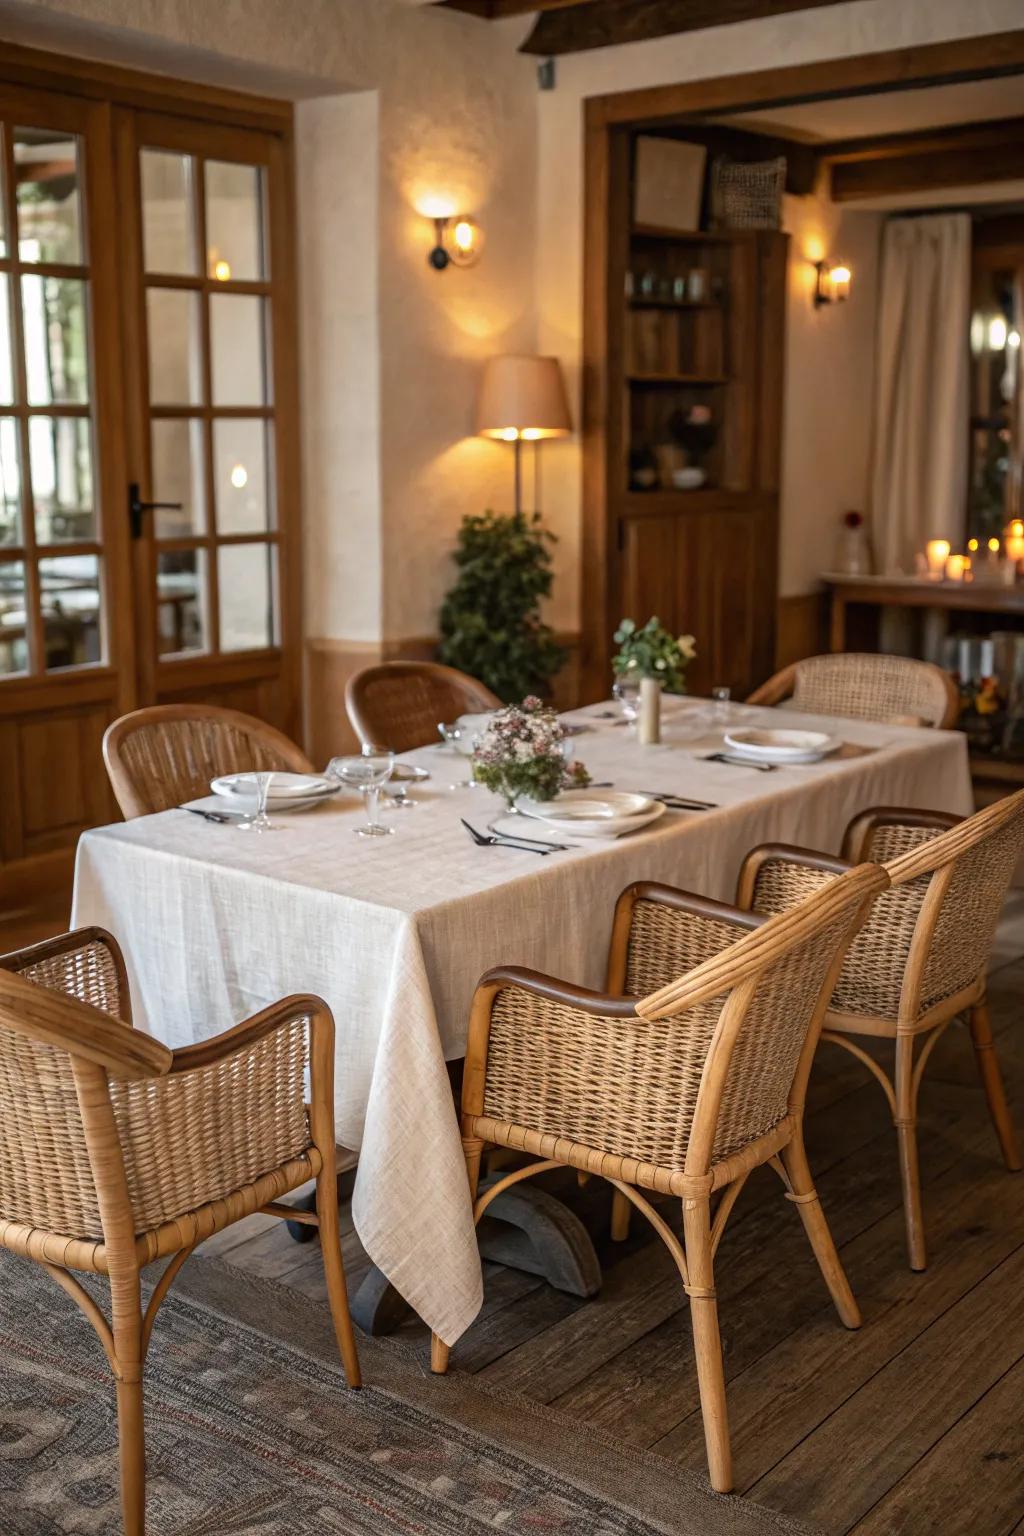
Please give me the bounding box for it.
[0,928,359,1536]
[746,653,959,729]
[736,794,1024,1271]
[430,866,888,1493]
[345,660,500,753]
[103,702,315,819]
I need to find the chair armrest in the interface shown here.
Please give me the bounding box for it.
[736,843,851,915]
[169,993,332,1072]
[606,882,763,997]
[841,806,962,871]
[745,663,796,707]
[0,925,132,1023]
[0,964,170,1080]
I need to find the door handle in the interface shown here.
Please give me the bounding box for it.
[128,482,183,539]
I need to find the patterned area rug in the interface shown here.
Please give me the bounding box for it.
[0,1252,820,1535]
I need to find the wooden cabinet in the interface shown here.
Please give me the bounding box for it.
[581,125,786,701]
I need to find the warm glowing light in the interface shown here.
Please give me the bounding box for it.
[945,554,969,582]
[213,259,232,281]
[925,538,951,577]
[1011,521,1024,538]
[1011,329,1022,349]
[814,259,851,306]
[452,220,474,252]
[970,312,986,355]
[968,537,979,552]
[230,463,248,489]
[417,193,458,220]
[989,537,1001,553]
[989,315,1008,351]
[498,427,519,441]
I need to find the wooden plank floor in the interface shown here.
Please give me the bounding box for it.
[5,892,1024,1533]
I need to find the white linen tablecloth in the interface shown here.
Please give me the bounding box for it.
[71,700,973,1343]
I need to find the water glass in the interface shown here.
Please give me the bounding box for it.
[238,770,277,833]
[328,746,395,837]
[612,678,640,725]
[711,684,732,724]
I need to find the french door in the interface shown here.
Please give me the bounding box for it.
[0,68,300,891]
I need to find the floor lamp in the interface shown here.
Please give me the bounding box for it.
[475,355,572,516]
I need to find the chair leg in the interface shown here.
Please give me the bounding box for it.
[315,1165,362,1388]
[115,1374,146,1536]
[894,1034,927,1271]
[682,1196,733,1494]
[431,1136,484,1375]
[610,1188,632,1241]
[968,999,1022,1172]
[779,1136,860,1329]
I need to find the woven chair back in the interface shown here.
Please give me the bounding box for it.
[103,704,314,819]
[790,653,955,727]
[0,934,311,1241]
[346,662,500,753]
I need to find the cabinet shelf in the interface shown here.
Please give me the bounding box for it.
[628,297,720,311]
[627,372,728,386]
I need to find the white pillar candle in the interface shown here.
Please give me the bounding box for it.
[638,676,662,746]
[944,554,969,582]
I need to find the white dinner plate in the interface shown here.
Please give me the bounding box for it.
[722,728,841,765]
[210,772,339,810]
[514,789,666,839]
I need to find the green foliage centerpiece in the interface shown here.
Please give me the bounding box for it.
[471,696,590,810]
[438,510,565,702]
[612,617,697,745]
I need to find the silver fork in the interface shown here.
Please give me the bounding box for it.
[461,819,565,854]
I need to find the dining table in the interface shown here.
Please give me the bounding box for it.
[70,697,974,1347]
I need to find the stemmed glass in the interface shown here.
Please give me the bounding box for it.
[328,745,395,837]
[238,770,278,833]
[612,678,640,727]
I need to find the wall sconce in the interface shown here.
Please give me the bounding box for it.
[814,260,851,308]
[428,215,483,271]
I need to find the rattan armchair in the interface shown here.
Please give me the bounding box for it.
[346,661,500,752]
[746,652,959,728]
[736,790,1024,1272]
[0,928,360,1536]
[103,703,315,819]
[431,864,888,1493]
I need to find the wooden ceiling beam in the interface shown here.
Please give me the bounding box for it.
[823,116,1024,201]
[519,0,845,57]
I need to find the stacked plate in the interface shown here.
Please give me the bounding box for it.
[722,728,840,765]
[210,771,340,812]
[514,788,666,839]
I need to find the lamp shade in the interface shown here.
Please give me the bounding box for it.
[476,354,572,441]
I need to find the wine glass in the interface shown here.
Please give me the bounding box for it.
[328,746,395,837]
[238,770,278,833]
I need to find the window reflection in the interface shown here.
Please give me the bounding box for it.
[969,268,1020,543]
[0,560,27,674]
[140,149,196,276]
[0,419,21,546]
[157,548,207,654]
[218,542,273,651]
[206,161,265,282]
[40,553,101,669]
[14,127,82,265]
[30,416,94,542]
[22,275,89,405]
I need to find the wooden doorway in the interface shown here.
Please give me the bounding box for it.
[0,48,300,904]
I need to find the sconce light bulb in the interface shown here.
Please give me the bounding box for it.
[499,427,519,442]
[453,220,474,252]
[989,316,1008,352]
[230,463,248,489]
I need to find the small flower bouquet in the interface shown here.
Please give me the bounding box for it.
[613,616,696,693]
[471,696,591,808]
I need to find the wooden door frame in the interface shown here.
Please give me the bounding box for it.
[581,27,1024,699]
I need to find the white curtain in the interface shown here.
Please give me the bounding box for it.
[870,213,971,574]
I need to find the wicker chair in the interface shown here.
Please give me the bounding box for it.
[103,703,314,819]
[736,790,1024,1272]
[746,653,959,728]
[0,928,360,1536]
[431,863,889,1493]
[346,661,500,752]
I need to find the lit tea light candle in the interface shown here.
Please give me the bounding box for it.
[945,554,970,582]
[926,538,951,578]
[1006,521,1024,563]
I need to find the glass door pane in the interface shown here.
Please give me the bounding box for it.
[0,111,106,674]
[136,127,279,664]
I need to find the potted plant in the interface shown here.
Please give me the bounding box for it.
[613,616,697,744]
[438,510,565,702]
[471,696,590,810]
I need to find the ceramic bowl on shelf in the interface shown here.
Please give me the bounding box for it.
[672,466,706,490]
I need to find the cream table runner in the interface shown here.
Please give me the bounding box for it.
[71,701,973,1344]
